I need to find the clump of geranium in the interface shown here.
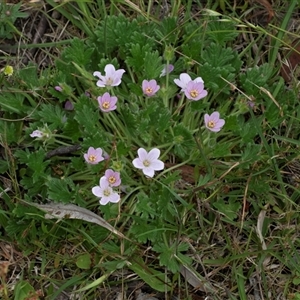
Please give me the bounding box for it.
[92,169,121,205]
[174,73,207,101]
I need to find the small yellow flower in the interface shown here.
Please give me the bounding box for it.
[3,65,13,76]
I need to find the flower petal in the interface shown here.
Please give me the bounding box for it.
[137,148,148,160]
[100,197,110,205]
[174,78,184,89]
[104,64,115,76]
[216,119,225,128]
[142,80,148,90]
[210,111,220,120]
[179,73,192,82]
[204,114,209,123]
[194,77,204,83]
[96,80,106,88]
[100,176,110,189]
[92,186,102,197]
[142,167,155,177]
[93,71,101,78]
[151,160,164,171]
[109,193,120,203]
[147,148,160,161]
[132,158,144,169]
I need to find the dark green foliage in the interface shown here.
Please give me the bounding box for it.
[200,43,242,94]
[206,17,239,45]
[3,8,300,298]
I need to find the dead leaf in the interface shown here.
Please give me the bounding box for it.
[255,206,270,267]
[26,202,130,241]
[253,0,274,23]
[256,208,267,250]
[280,40,300,83]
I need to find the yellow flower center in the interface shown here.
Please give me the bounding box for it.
[145,87,153,95]
[103,189,111,197]
[102,101,110,109]
[190,89,199,98]
[106,77,113,85]
[88,155,97,162]
[208,121,215,128]
[143,160,150,167]
[108,176,116,184]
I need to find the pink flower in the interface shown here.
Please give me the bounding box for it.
[30,130,43,138]
[54,86,62,92]
[97,92,117,112]
[64,101,74,111]
[204,112,225,132]
[104,169,121,187]
[184,81,208,101]
[132,148,164,178]
[92,176,120,205]
[174,73,204,91]
[84,147,104,164]
[142,79,160,97]
[93,64,125,87]
[160,64,174,77]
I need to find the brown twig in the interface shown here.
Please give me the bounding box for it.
[22,13,48,64]
[45,144,81,159]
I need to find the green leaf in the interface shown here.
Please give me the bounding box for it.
[0,120,23,144]
[211,142,231,158]
[95,15,123,54]
[46,177,75,203]
[206,18,239,45]
[18,64,40,89]
[132,220,163,243]
[241,143,261,168]
[172,124,195,159]
[293,277,300,285]
[200,43,241,94]
[64,38,94,67]
[129,258,171,292]
[14,280,36,300]
[144,51,162,78]
[119,104,138,136]
[74,97,100,134]
[154,17,178,44]
[201,43,241,70]
[153,242,192,273]
[239,63,272,96]
[213,198,240,221]
[35,104,65,128]
[0,159,9,174]
[240,120,260,144]
[76,253,92,269]
[27,149,49,183]
[135,192,156,219]
[126,43,153,73]
[0,92,24,114]
[63,118,81,142]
